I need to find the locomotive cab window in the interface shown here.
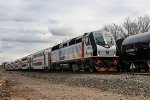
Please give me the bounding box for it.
[95,35,105,46]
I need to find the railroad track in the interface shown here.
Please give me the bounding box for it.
[4,69,150,76]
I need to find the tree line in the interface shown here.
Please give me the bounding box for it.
[101,15,150,40]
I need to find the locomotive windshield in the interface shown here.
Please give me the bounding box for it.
[105,35,115,45]
[93,32,115,46]
[95,36,105,45]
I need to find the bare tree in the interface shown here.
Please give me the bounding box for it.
[123,15,150,36]
[122,17,140,36]
[102,23,125,40]
[102,15,150,40]
[137,15,150,33]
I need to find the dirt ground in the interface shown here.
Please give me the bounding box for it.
[0,70,148,100]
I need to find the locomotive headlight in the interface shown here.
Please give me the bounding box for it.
[105,45,108,48]
[113,54,116,56]
[104,44,109,48]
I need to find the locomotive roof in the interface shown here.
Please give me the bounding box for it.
[122,32,150,45]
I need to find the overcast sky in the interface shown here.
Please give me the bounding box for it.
[0,0,150,63]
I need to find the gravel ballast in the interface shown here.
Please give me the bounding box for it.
[4,71,150,99]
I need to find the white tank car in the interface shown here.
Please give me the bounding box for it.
[51,30,118,72]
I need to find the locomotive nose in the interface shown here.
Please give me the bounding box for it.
[97,45,116,57]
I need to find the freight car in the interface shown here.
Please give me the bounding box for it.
[117,32,150,72]
[3,30,118,72]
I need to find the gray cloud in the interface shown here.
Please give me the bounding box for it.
[49,25,75,36]
[0,15,34,22]
[1,33,52,43]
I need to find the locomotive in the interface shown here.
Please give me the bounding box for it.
[3,30,118,72]
[117,32,150,72]
[51,30,118,72]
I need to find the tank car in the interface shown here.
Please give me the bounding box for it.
[116,39,131,71]
[121,32,150,72]
[51,30,118,72]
